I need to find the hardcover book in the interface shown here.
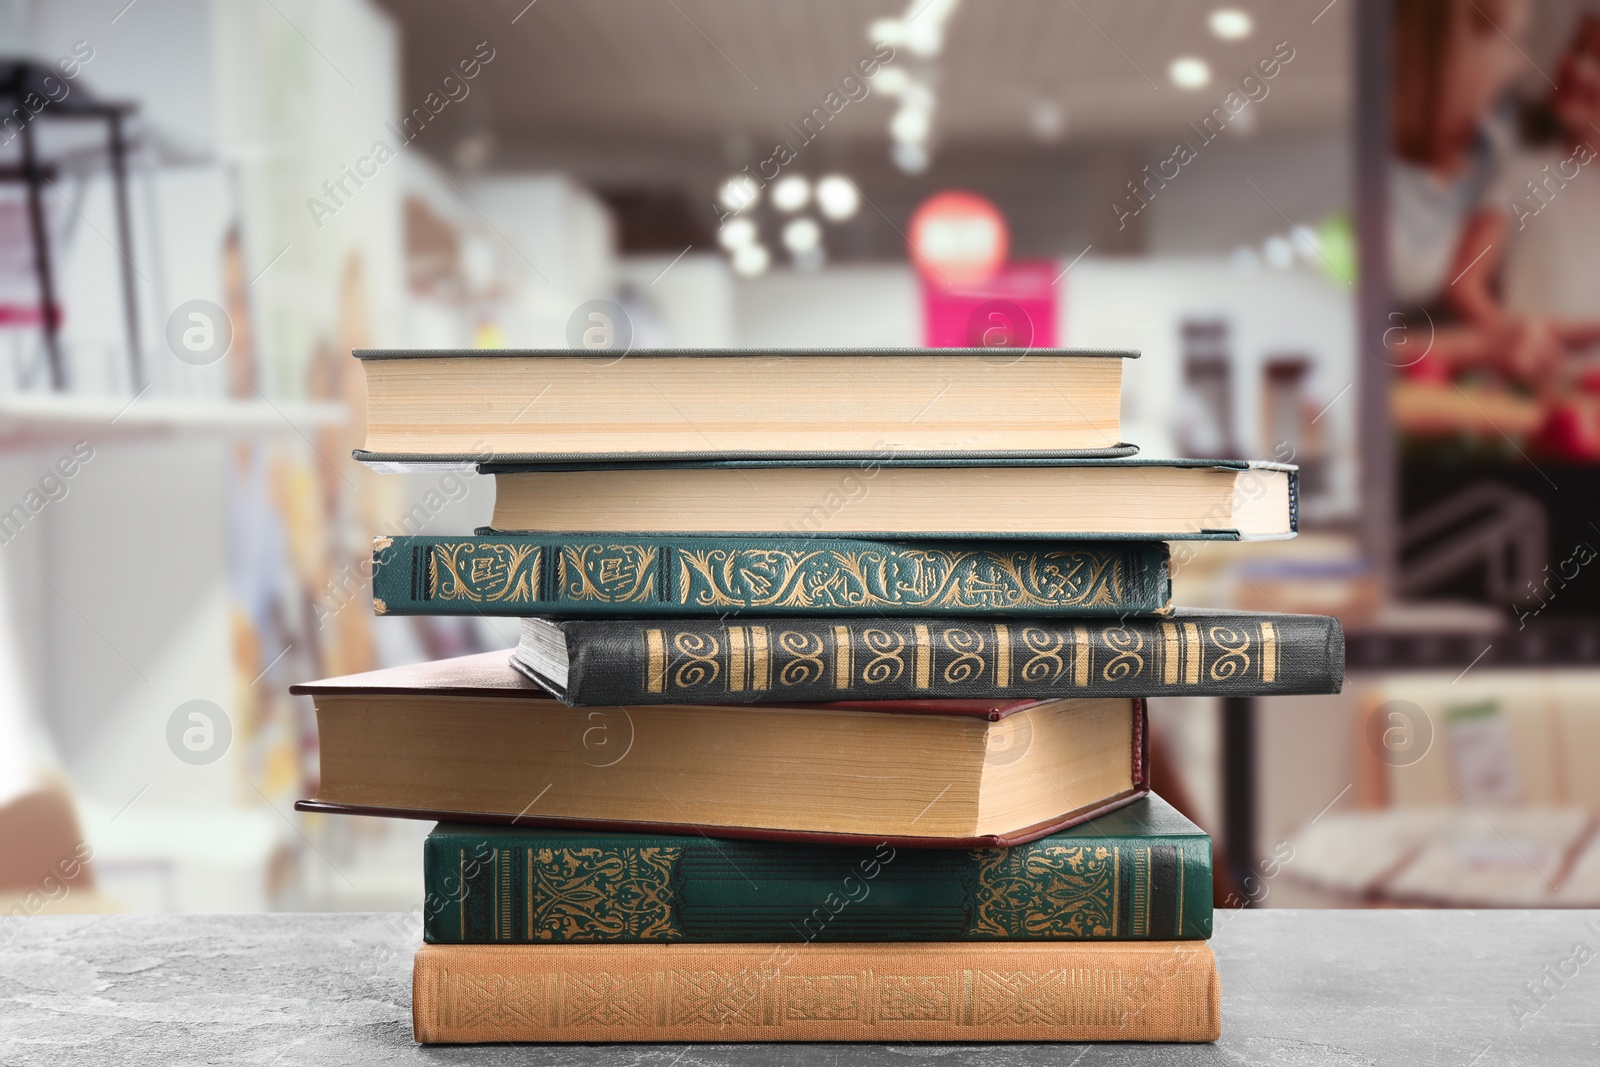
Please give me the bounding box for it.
[422,794,1211,945]
[484,457,1297,540]
[512,609,1344,706]
[371,534,1171,618]
[354,347,1137,465]
[411,940,1222,1043]
[291,651,1150,845]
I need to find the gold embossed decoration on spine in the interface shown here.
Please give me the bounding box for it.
[633,617,1315,698]
[1100,627,1146,684]
[414,940,1224,1042]
[674,546,1130,612]
[1206,624,1251,682]
[527,845,682,942]
[430,542,542,604]
[558,544,658,603]
[966,844,1124,938]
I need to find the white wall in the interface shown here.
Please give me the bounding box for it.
[734,265,920,348]
[1065,256,1357,514]
[618,254,734,348]
[464,175,617,347]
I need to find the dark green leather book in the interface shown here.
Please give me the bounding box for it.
[512,609,1343,705]
[370,533,1170,618]
[421,795,1211,945]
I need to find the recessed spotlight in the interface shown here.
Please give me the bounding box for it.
[732,243,770,277]
[717,173,761,214]
[816,175,860,221]
[782,217,822,254]
[1291,224,1320,259]
[900,82,935,113]
[904,20,945,58]
[872,66,910,96]
[869,19,905,46]
[892,141,929,174]
[1263,235,1294,269]
[772,174,810,213]
[1030,100,1066,143]
[718,217,757,250]
[891,105,932,145]
[1168,56,1212,90]
[1208,8,1254,40]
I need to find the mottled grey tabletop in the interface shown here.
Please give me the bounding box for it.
[1,909,1596,1065]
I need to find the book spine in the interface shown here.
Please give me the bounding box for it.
[552,614,1342,704]
[421,826,1212,945]
[412,941,1222,1043]
[370,535,1169,618]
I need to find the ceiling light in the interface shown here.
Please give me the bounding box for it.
[1291,224,1320,259]
[1263,235,1294,269]
[1208,8,1254,39]
[1030,100,1066,143]
[717,173,761,214]
[771,174,810,213]
[904,20,946,57]
[892,141,929,174]
[782,217,822,254]
[816,175,860,221]
[718,217,757,250]
[900,82,935,112]
[869,19,905,46]
[1168,57,1211,90]
[732,243,770,277]
[871,66,910,97]
[890,105,932,145]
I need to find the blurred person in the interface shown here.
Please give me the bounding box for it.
[1492,14,1600,455]
[1391,0,1565,389]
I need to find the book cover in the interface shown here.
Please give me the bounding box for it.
[481,458,1298,542]
[371,534,1171,618]
[422,794,1211,945]
[291,652,1151,847]
[411,940,1222,1043]
[514,609,1344,706]
[355,347,1138,466]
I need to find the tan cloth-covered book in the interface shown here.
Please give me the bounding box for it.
[412,941,1221,1043]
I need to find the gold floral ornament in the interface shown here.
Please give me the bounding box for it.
[528,845,681,941]
[560,544,658,603]
[430,543,541,603]
[677,546,1127,610]
[966,843,1120,938]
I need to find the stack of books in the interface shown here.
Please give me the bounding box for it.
[293,347,1344,1044]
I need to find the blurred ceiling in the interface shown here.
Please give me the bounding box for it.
[373,0,1350,170]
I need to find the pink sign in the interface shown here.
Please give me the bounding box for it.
[921,259,1059,349]
[908,191,1009,289]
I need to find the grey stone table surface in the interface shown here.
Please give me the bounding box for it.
[2,910,1598,1066]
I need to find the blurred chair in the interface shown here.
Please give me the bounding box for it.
[0,779,118,920]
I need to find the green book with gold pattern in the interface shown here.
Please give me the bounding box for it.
[370,533,1170,618]
[420,795,1211,944]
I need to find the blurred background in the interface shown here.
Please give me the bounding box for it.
[2,0,1598,921]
